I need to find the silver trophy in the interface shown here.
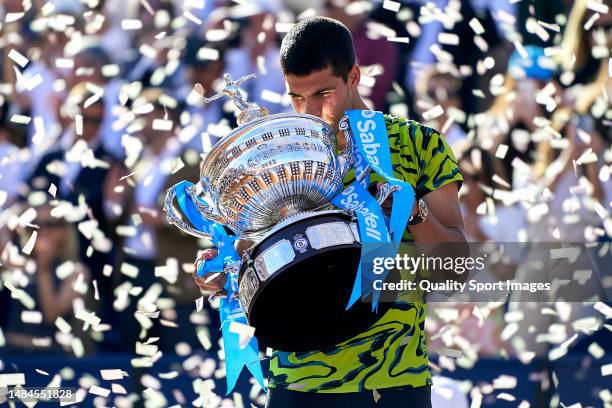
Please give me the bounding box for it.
[164,74,395,351]
[164,73,353,241]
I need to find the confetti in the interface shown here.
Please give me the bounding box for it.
[10,114,31,124]
[382,0,401,12]
[594,302,612,318]
[588,342,604,359]
[438,33,460,45]
[8,49,29,67]
[121,19,143,30]
[495,144,509,159]
[21,230,37,255]
[497,392,516,401]
[602,363,612,377]
[183,10,202,25]
[469,18,485,35]
[89,385,111,397]
[0,373,26,386]
[55,316,72,334]
[195,296,204,312]
[387,37,410,43]
[24,73,44,91]
[21,310,43,324]
[587,0,609,14]
[152,119,173,131]
[35,369,49,376]
[422,105,444,121]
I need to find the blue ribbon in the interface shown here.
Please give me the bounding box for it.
[335,110,415,310]
[174,181,266,394]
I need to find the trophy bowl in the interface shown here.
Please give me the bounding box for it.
[196,112,353,239]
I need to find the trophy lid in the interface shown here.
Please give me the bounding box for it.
[200,73,270,126]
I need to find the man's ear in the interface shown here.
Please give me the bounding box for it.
[347,64,360,90]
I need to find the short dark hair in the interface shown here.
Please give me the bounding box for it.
[280,16,355,80]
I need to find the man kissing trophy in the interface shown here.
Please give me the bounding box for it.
[164,72,412,394]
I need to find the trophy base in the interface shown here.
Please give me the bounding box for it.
[238,211,392,352]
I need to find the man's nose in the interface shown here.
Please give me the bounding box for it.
[303,99,321,117]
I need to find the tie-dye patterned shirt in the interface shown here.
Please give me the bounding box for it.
[268,115,463,393]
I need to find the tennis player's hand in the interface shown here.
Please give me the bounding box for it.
[193,248,227,293]
[192,240,255,294]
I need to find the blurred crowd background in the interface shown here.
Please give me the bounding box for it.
[0,0,610,406]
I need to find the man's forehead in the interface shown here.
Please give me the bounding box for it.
[285,68,340,93]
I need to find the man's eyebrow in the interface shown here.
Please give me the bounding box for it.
[288,87,336,97]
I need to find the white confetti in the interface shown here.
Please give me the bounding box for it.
[423,105,444,121]
[8,49,29,67]
[197,47,220,61]
[112,383,127,394]
[103,264,113,277]
[183,10,202,25]
[121,19,143,30]
[152,119,173,131]
[5,13,25,23]
[438,32,459,45]
[495,144,508,159]
[22,230,37,255]
[0,373,26,386]
[588,342,604,359]
[35,369,49,376]
[387,37,410,43]
[602,363,612,376]
[587,0,609,14]
[497,392,516,401]
[493,375,517,389]
[21,310,43,324]
[195,296,204,312]
[594,302,612,318]
[75,114,83,136]
[48,183,57,198]
[7,114,31,128]
[382,0,401,12]
[55,316,72,334]
[75,309,101,328]
[25,73,44,91]
[55,58,74,69]
[100,369,124,380]
[229,322,256,349]
[469,18,485,35]
[89,385,111,397]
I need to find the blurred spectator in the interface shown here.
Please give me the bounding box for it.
[223,1,291,115]
[558,0,612,87]
[0,99,28,211]
[415,67,467,154]
[476,45,557,190]
[1,206,94,356]
[26,82,120,350]
[181,35,234,147]
[68,44,125,160]
[104,88,218,351]
[458,147,524,242]
[324,0,399,110]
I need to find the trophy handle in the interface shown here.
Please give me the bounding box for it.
[164,184,213,238]
[187,181,227,225]
[337,116,354,177]
[376,183,401,206]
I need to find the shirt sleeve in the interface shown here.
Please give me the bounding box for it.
[413,123,463,198]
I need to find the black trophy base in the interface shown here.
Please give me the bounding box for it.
[241,212,391,352]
